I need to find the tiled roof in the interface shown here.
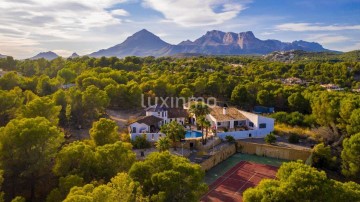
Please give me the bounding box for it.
[168,108,189,118]
[209,106,247,121]
[145,104,168,112]
[133,115,163,126]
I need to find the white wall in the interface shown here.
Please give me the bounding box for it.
[217,128,271,140]
[129,122,149,133]
[130,132,165,142]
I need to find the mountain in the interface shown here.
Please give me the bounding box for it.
[69,52,79,58]
[29,51,59,60]
[0,54,7,58]
[89,29,171,58]
[89,29,332,58]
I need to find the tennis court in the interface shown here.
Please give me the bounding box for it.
[201,161,278,202]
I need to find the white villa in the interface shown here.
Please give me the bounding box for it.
[129,103,274,142]
[129,105,188,141]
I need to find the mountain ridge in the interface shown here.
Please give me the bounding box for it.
[88,29,332,58]
[29,51,59,60]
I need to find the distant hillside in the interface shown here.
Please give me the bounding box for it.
[89,29,333,58]
[29,51,59,60]
[69,52,79,58]
[265,50,360,62]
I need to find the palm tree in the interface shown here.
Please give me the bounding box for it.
[203,119,211,144]
[156,137,171,152]
[189,102,210,144]
[160,121,185,151]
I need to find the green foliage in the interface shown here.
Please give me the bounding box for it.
[131,134,151,149]
[90,118,119,146]
[0,117,64,200]
[312,143,335,169]
[225,135,236,143]
[47,175,84,202]
[53,141,135,182]
[271,111,315,127]
[57,68,77,84]
[160,121,185,150]
[346,109,360,136]
[19,96,62,125]
[265,133,276,144]
[82,85,109,120]
[156,137,171,152]
[10,196,25,202]
[243,161,360,202]
[0,87,23,126]
[288,92,310,113]
[129,151,207,201]
[63,173,147,202]
[341,133,360,179]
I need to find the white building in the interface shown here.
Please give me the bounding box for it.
[207,106,274,139]
[129,103,275,142]
[129,105,188,141]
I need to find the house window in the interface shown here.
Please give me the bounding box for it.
[249,133,252,137]
[249,122,254,127]
[132,127,136,133]
[159,134,162,138]
[170,119,172,121]
[217,122,221,126]
[259,123,266,128]
[158,112,160,116]
[234,121,238,126]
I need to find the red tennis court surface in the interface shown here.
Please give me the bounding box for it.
[201,161,278,202]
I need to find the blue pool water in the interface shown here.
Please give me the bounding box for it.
[185,131,203,138]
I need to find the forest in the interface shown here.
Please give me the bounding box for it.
[0,52,360,201]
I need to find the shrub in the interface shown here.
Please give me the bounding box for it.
[225,135,235,143]
[131,134,151,149]
[265,133,276,144]
[288,134,300,144]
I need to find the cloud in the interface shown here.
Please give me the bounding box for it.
[0,0,131,58]
[342,42,360,52]
[111,9,130,16]
[142,0,250,27]
[276,23,360,31]
[306,34,349,44]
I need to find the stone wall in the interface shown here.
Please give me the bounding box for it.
[199,143,236,171]
[237,141,312,161]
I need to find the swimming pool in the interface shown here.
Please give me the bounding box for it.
[185,131,203,139]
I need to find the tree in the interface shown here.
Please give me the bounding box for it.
[179,88,193,98]
[131,135,151,150]
[256,90,274,106]
[265,133,276,144]
[312,143,335,169]
[46,175,84,202]
[288,92,310,114]
[156,137,171,152]
[95,142,136,180]
[82,85,109,120]
[57,68,77,84]
[20,96,62,125]
[346,109,360,136]
[53,141,96,181]
[160,121,185,151]
[231,84,251,108]
[188,102,210,144]
[341,133,360,179]
[54,141,135,182]
[89,118,119,146]
[128,151,207,201]
[63,173,147,202]
[243,161,360,202]
[0,88,23,126]
[0,117,64,201]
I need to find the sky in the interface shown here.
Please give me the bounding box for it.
[0,0,360,59]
